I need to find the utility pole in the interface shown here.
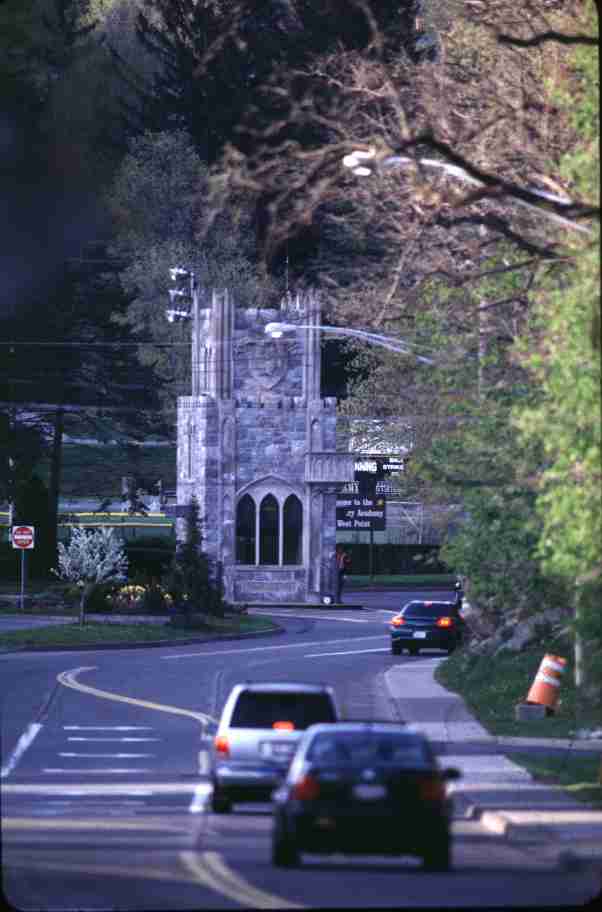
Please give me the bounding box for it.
[478,299,487,397]
[574,585,585,690]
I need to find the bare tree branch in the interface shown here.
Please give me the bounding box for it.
[498,31,598,48]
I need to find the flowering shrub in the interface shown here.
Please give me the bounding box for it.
[107,584,173,614]
[53,527,128,625]
[108,584,146,612]
[54,527,128,586]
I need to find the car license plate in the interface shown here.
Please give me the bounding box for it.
[316,816,336,829]
[413,631,427,639]
[353,784,386,800]
[260,741,294,760]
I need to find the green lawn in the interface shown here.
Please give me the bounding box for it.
[33,443,176,498]
[0,614,279,651]
[436,642,602,804]
[510,752,602,809]
[435,641,600,739]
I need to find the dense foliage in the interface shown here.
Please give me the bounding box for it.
[164,496,224,620]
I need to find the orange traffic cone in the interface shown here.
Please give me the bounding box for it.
[526,654,567,713]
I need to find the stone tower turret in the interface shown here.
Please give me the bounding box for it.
[176,289,353,604]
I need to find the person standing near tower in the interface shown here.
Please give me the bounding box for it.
[335,544,352,603]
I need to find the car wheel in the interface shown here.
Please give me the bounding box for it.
[272,820,300,868]
[211,788,232,814]
[391,640,402,656]
[408,644,419,656]
[446,643,456,655]
[423,839,451,872]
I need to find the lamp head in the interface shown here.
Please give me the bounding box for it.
[165,308,189,323]
[169,266,190,281]
[264,322,286,339]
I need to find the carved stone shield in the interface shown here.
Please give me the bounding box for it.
[240,336,289,390]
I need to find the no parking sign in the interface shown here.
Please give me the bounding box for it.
[11,525,35,549]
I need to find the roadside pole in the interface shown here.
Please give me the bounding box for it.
[20,549,26,611]
[11,525,35,611]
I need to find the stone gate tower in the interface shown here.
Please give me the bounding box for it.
[176,289,354,604]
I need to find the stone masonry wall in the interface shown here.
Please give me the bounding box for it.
[236,401,307,490]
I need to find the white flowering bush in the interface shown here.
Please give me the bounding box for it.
[54,527,128,625]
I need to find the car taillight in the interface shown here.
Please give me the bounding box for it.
[292,774,320,801]
[273,720,294,731]
[391,616,405,626]
[214,735,230,756]
[419,777,445,801]
[436,616,453,628]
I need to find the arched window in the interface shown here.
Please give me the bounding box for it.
[283,495,303,565]
[259,494,279,565]
[236,494,255,564]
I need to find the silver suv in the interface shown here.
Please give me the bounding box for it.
[211,682,340,812]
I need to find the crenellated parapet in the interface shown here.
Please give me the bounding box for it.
[305,452,355,485]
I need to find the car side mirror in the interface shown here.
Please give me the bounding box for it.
[442,767,461,780]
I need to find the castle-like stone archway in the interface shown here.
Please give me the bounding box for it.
[176,289,354,604]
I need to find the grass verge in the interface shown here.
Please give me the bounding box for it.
[509,753,602,809]
[0,614,278,651]
[348,574,456,588]
[436,642,602,805]
[435,640,600,739]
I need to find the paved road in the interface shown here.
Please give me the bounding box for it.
[1,604,600,909]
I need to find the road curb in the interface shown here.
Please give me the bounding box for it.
[236,602,367,610]
[496,735,602,753]
[479,810,559,842]
[0,623,285,654]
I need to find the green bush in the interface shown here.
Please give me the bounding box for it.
[140,583,173,615]
[84,581,121,614]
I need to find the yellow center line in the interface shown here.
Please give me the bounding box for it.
[57,667,216,727]
[180,850,306,910]
[5,857,202,885]
[2,817,189,833]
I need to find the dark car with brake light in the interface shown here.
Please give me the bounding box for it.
[389,600,465,656]
[271,721,460,870]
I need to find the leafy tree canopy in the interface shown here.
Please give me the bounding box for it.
[106,128,276,416]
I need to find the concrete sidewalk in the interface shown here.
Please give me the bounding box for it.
[383,656,602,872]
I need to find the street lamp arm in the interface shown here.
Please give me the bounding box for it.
[343,148,592,236]
[264,322,435,364]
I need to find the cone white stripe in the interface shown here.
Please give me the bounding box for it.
[541,658,566,673]
[536,672,561,687]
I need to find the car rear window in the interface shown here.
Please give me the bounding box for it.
[230,692,336,729]
[307,732,432,767]
[402,602,455,618]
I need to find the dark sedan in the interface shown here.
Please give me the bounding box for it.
[271,722,460,870]
[390,600,465,656]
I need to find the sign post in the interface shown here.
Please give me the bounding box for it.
[11,526,35,612]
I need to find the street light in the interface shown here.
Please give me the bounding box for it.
[165,266,200,395]
[342,148,591,235]
[264,321,435,364]
[166,266,196,323]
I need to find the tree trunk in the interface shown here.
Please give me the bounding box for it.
[79,583,93,627]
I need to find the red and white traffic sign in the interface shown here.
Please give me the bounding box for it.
[11,525,35,549]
